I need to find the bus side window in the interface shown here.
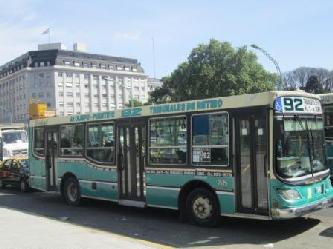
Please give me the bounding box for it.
[34,128,45,156]
[59,124,84,156]
[86,123,115,164]
[149,117,187,165]
[192,112,229,166]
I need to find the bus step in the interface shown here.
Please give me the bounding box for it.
[118,200,146,208]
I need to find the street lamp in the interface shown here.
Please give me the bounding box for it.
[250,44,284,90]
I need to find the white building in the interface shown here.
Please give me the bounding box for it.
[147,77,163,92]
[0,43,148,123]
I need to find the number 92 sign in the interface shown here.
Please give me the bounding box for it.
[274,97,322,114]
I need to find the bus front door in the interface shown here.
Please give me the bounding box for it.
[117,120,146,206]
[45,128,58,191]
[235,110,269,215]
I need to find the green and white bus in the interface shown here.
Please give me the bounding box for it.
[28,91,333,226]
[319,93,333,180]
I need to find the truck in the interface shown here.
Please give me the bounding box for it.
[0,124,28,161]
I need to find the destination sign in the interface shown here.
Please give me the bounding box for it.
[69,98,224,123]
[274,97,322,114]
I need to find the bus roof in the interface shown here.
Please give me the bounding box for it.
[29,90,320,127]
[318,93,333,104]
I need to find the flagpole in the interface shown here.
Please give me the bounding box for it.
[48,29,50,43]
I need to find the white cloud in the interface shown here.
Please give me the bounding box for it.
[0,0,45,65]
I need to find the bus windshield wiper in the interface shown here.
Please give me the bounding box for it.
[294,114,314,177]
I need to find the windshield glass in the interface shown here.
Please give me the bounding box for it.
[2,131,28,144]
[275,116,327,178]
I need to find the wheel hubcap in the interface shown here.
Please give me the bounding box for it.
[67,182,78,202]
[193,196,213,219]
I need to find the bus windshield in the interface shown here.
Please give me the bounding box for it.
[2,131,28,144]
[275,116,327,179]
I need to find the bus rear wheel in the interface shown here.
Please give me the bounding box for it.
[64,176,81,206]
[186,188,219,227]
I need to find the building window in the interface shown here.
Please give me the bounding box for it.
[33,128,44,156]
[192,112,229,166]
[58,72,63,77]
[66,73,73,77]
[66,92,73,97]
[76,92,80,97]
[59,92,64,97]
[149,117,187,165]
[60,124,84,156]
[87,123,114,163]
[67,102,74,107]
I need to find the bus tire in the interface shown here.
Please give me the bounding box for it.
[20,178,29,192]
[63,176,81,206]
[186,188,219,227]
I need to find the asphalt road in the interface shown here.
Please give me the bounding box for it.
[0,188,332,249]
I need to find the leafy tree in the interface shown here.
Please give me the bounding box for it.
[150,39,276,102]
[304,75,325,94]
[149,77,172,103]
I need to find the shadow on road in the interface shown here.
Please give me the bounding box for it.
[0,189,321,248]
[320,227,333,238]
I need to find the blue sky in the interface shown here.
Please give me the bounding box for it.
[0,0,332,78]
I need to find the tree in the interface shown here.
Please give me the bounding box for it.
[283,67,332,92]
[150,39,276,102]
[125,99,143,108]
[305,75,325,94]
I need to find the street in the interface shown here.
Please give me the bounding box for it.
[0,189,332,249]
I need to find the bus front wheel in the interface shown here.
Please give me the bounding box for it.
[64,176,81,206]
[186,188,219,227]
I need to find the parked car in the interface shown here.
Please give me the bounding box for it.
[0,158,29,192]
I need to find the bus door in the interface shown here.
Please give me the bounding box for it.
[117,119,146,206]
[234,109,269,215]
[45,128,58,191]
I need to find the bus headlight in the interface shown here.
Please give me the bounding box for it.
[278,189,301,200]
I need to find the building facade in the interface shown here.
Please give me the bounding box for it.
[0,43,148,123]
[147,77,163,92]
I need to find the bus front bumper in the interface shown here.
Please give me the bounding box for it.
[271,197,333,219]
